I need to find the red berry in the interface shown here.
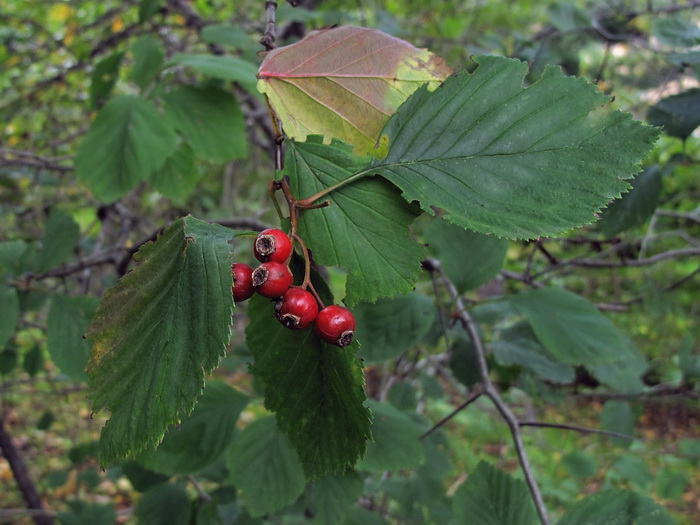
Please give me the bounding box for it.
[254,228,293,263]
[231,262,254,303]
[252,261,293,298]
[275,287,319,330]
[315,305,356,347]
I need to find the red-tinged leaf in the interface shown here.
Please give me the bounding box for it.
[257,25,452,155]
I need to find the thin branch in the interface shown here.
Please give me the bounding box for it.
[188,475,212,502]
[0,418,55,525]
[420,391,483,440]
[577,383,699,400]
[13,217,269,285]
[519,421,636,441]
[655,208,700,225]
[424,258,550,525]
[538,246,700,274]
[0,149,73,172]
[261,0,278,50]
[0,509,58,520]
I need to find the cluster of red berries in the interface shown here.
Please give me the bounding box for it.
[231,228,356,347]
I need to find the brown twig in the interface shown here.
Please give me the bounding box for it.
[0,418,55,525]
[260,0,278,50]
[424,258,550,525]
[519,421,636,441]
[419,391,484,440]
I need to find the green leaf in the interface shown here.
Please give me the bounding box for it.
[357,400,425,472]
[611,454,653,488]
[36,411,55,431]
[426,219,508,292]
[121,460,169,492]
[245,295,371,478]
[387,381,418,411]
[647,88,700,141]
[668,51,700,79]
[0,240,28,276]
[561,450,598,479]
[307,471,364,525]
[287,138,427,305]
[22,346,44,377]
[149,142,199,204]
[509,287,647,392]
[656,469,688,500]
[0,347,18,375]
[201,24,251,49]
[493,322,575,384]
[450,337,481,388]
[227,416,306,517]
[600,400,635,448]
[137,381,248,475]
[139,0,163,23]
[167,53,259,95]
[75,95,178,203]
[368,55,659,239]
[58,501,117,525]
[135,483,191,525]
[129,35,164,91]
[557,489,676,525]
[546,3,591,32]
[452,461,537,525]
[354,292,435,364]
[162,86,247,162]
[589,346,647,395]
[37,207,80,273]
[86,216,234,466]
[652,17,700,48]
[0,286,19,350]
[89,51,123,109]
[679,335,700,382]
[47,294,98,381]
[679,438,700,461]
[598,166,663,238]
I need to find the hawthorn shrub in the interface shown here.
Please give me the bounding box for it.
[1,1,699,524]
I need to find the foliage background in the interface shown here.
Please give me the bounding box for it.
[1,0,699,524]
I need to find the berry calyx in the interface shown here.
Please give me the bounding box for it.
[254,228,293,263]
[252,261,293,298]
[315,305,356,347]
[275,287,319,330]
[231,262,254,303]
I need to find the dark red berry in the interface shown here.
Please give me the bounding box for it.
[231,262,254,303]
[254,228,293,263]
[252,261,293,298]
[315,305,356,347]
[275,287,319,330]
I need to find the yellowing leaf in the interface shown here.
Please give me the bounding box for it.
[112,16,124,33]
[49,4,73,23]
[257,25,452,155]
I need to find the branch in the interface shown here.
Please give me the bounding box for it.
[15,217,270,285]
[536,246,700,275]
[424,258,551,525]
[0,148,73,173]
[260,0,278,50]
[656,208,700,225]
[519,421,636,441]
[577,383,699,400]
[419,391,483,440]
[0,418,55,525]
